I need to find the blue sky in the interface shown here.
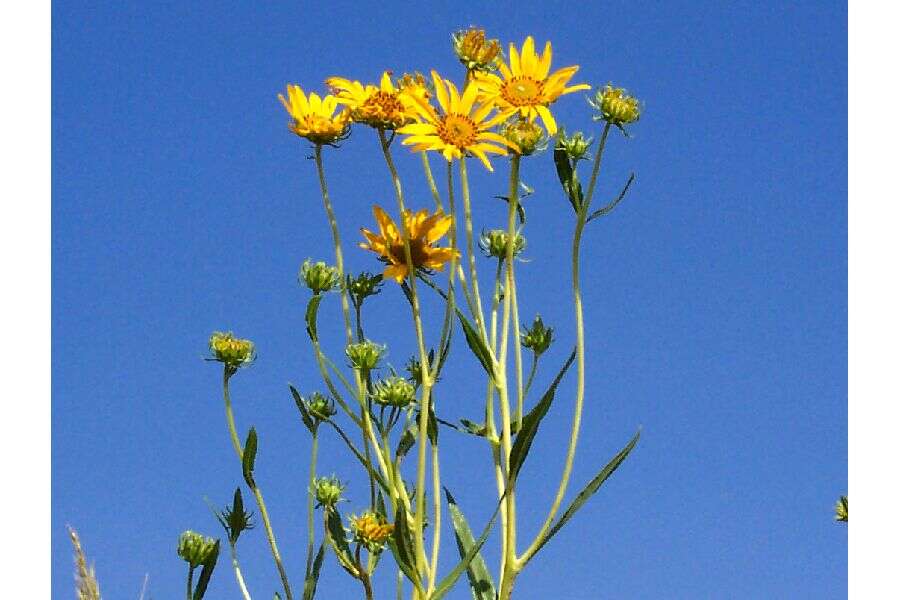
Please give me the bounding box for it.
[52,1,847,598]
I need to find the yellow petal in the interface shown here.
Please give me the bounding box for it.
[536,41,553,80]
[536,105,558,135]
[509,42,521,75]
[521,36,536,74]
[384,263,408,282]
[431,70,450,113]
[425,215,452,243]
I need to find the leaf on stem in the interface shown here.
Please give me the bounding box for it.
[388,507,421,589]
[290,385,316,434]
[445,488,496,600]
[242,428,258,488]
[553,143,583,213]
[586,173,635,224]
[305,295,324,342]
[457,311,495,378]
[302,542,326,600]
[192,539,220,600]
[325,508,358,576]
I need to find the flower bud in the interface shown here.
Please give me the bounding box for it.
[452,28,501,73]
[557,130,592,162]
[521,315,553,356]
[300,259,341,294]
[371,376,416,408]
[349,511,394,553]
[480,229,526,260]
[312,475,346,509]
[346,340,385,371]
[835,495,848,522]
[177,531,219,568]
[305,391,337,420]
[589,84,641,126]
[347,272,384,305]
[209,332,256,368]
[502,120,546,156]
[220,488,254,543]
[396,71,433,102]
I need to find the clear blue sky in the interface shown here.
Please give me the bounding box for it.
[52,1,847,598]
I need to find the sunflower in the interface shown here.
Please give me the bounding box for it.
[474,36,590,135]
[326,71,420,130]
[359,205,458,282]
[278,85,350,144]
[396,71,517,171]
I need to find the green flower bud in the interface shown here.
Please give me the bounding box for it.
[347,271,384,305]
[219,488,254,544]
[209,332,256,368]
[177,531,219,569]
[349,511,394,553]
[305,391,337,420]
[371,376,416,408]
[452,28,501,73]
[300,259,341,294]
[312,475,346,509]
[835,495,848,522]
[556,130,593,162]
[589,84,641,126]
[502,120,547,156]
[346,340,385,371]
[521,315,553,356]
[479,229,526,260]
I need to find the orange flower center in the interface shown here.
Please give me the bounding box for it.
[358,91,406,125]
[501,77,543,106]
[388,239,429,267]
[437,114,478,148]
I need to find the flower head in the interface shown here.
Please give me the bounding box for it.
[346,340,385,371]
[522,315,553,356]
[300,259,341,294]
[209,332,256,368]
[397,71,517,171]
[305,391,337,420]
[177,531,219,569]
[588,84,641,127]
[371,375,416,408]
[360,205,457,282]
[326,72,420,130]
[452,28,502,73]
[346,271,384,306]
[502,120,547,156]
[278,85,350,144]
[312,475,346,509]
[218,488,254,544]
[349,511,394,553]
[475,37,590,135]
[557,129,593,162]
[480,229,526,259]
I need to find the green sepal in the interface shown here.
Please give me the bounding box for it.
[192,539,220,600]
[508,349,576,483]
[445,488,496,600]
[305,294,324,342]
[242,428,258,488]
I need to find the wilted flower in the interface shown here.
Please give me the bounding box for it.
[480,229,526,259]
[589,84,641,127]
[177,531,219,569]
[347,271,383,306]
[209,332,256,368]
[395,71,432,102]
[312,475,346,509]
[522,315,553,356]
[300,259,341,294]
[452,28,502,73]
[557,130,592,162]
[346,340,385,371]
[371,375,416,408]
[305,391,337,420]
[502,120,547,156]
[349,511,394,553]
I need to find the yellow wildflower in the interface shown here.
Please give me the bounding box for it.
[326,71,419,130]
[278,85,350,144]
[452,28,502,73]
[359,205,457,283]
[209,332,255,368]
[475,36,590,135]
[349,512,394,552]
[397,70,517,171]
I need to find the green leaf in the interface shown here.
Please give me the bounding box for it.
[325,508,357,576]
[390,507,421,588]
[586,173,635,224]
[508,349,576,483]
[553,143,582,213]
[396,424,417,459]
[242,428,258,488]
[430,492,503,600]
[427,405,439,445]
[305,294,324,342]
[530,429,640,559]
[290,385,316,433]
[445,488,496,600]
[457,311,494,378]
[302,542,326,600]
[192,539,220,600]
[459,419,488,438]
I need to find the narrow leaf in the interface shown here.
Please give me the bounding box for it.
[586,173,635,224]
[302,542,326,600]
[508,349,576,483]
[445,489,496,600]
[242,428,258,488]
[457,311,494,378]
[192,540,220,600]
[390,507,420,588]
[325,509,357,576]
[305,294,324,342]
[290,384,316,433]
[553,143,582,213]
[531,429,640,558]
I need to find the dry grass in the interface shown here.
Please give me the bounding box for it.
[68,526,101,600]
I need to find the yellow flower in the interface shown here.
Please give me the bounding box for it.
[209,331,256,368]
[359,205,457,282]
[397,70,517,171]
[278,85,350,144]
[349,512,394,551]
[326,72,419,130]
[452,28,502,73]
[475,36,590,135]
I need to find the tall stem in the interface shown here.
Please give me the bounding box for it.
[306,429,319,574]
[186,566,194,600]
[459,158,491,345]
[229,542,253,600]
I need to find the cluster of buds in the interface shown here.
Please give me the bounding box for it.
[305,391,337,420]
[300,259,341,294]
[480,229,526,260]
[452,28,502,73]
[502,120,547,156]
[312,475,346,509]
[589,84,641,127]
[209,332,256,368]
[557,130,593,162]
[177,531,219,569]
[370,375,416,408]
[347,271,383,307]
[346,340,385,371]
[349,511,394,553]
[522,315,553,356]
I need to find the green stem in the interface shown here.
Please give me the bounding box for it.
[223,368,243,460]
[421,152,443,211]
[186,565,194,600]
[229,542,253,600]
[459,158,491,347]
[306,429,319,575]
